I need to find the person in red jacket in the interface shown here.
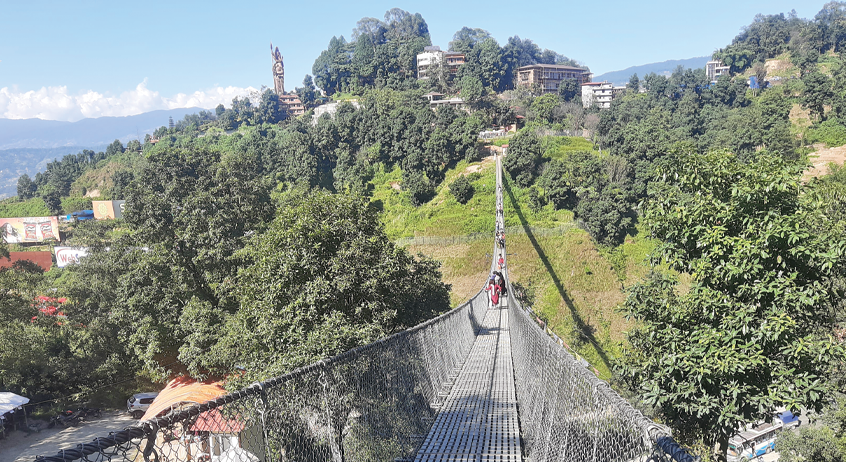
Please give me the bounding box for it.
[486,277,501,307]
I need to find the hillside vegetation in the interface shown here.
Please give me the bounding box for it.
[2,4,846,460]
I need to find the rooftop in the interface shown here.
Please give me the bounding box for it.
[517,64,589,71]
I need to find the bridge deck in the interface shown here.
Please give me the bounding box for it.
[414,154,521,462]
[413,304,521,462]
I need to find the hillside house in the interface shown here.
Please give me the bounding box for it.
[516,64,592,94]
[417,46,466,80]
[581,81,626,108]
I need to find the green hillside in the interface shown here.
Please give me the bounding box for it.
[376,148,655,379]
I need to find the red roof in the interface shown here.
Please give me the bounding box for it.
[190,408,246,433]
[0,252,53,272]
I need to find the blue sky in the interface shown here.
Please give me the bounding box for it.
[0,0,831,121]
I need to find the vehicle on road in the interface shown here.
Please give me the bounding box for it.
[727,419,784,462]
[127,392,159,419]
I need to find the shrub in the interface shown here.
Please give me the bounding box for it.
[402,169,435,207]
[449,175,474,204]
[806,118,846,147]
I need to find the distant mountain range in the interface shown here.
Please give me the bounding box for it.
[593,56,711,86]
[0,108,202,150]
[0,108,201,199]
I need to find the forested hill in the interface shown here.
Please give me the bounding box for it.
[592,56,710,85]
[1,6,846,460]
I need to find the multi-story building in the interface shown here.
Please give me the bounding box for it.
[516,64,592,94]
[706,60,731,82]
[279,93,305,117]
[581,81,627,108]
[417,46,466,80]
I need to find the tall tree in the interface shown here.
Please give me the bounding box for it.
[503,129,542,187]
[620,150,846,461]
[206,190,451,382]
[803,71,834,121]
[16,174,36,199]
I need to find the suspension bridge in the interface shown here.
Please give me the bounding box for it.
[35,155,696,462]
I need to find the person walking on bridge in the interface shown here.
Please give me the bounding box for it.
[486,275,501,308]
[493,270,507,298]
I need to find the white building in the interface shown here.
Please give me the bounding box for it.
[581,82,626,109]
[417,46,466,80]
[706,60,731,82]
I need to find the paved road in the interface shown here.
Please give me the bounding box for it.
[0,411,134,462]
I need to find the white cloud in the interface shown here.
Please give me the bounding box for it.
[0,80,257,122]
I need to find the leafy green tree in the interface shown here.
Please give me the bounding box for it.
[459,76,483,104]
[816,1,846,52]
[16,174,36,199]
[110,170,134,200]
[803,70,834,121]
[620,150,846,461]
[458,37,507,92]
[296,74,318,109]
[526,186,546,212]
[574,184,632,246]
[116,147,274,377]
[503,129,542,187]
[530,93,558,125]
[41,191,62,215]
[254,88,284,124]
[402,169,435,206]
[206,191,450,382]
[627,73,640,94]
[105,139,125,157]
[449,175,474,204]
[776,427,844,462]
[448,27,492,52]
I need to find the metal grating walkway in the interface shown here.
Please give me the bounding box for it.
[414,153,521,462]
[413,304,521,462]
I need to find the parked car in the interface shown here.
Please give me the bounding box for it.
[127,392,159,419]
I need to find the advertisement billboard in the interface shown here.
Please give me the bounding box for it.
[54,246,89,268]
[92,200,126,220]
[0,217,60,244]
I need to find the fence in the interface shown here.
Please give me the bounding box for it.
[506,280,697,462]
[36,289,490,462]
[395,223,578,247]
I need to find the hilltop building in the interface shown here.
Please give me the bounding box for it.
[270,43,305,117]
[417,46,466,80]
[423,92,467,112]
[581,81,626,109]
[706,59,731,82]
[516,64,592,94]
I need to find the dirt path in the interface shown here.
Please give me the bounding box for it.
[805,144,846,180]
[0,411,134,462]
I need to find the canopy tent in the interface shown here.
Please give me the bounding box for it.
[0,392,29,437]
[0,392,29,415]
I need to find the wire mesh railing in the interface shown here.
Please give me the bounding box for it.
[33,153,698,462]
[35,289,489,462]
[506,282,697,462]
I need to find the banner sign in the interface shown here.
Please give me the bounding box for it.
[54,246,89,268]
[0,217,60,243]
[92,200,126,220]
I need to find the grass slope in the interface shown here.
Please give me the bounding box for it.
[377,149,657,379]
